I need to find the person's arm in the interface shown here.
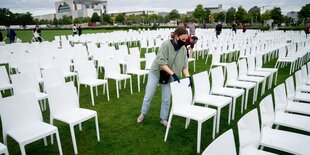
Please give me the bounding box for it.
[182,68,190,77]
[161,65,174,75]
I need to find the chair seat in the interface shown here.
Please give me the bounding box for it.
[294,92,310,102]
[80,79,107,87]
[173,105,216,122]
[277,58,296,62]
[239,75,264,83]
[261,127,310,155]
[127,70,149,76]
[241,146,276,155]
[226,80,256,89]
[256,68,278,73]
[7,122,57,144]
[301,85,310,93]
[188,58,195,62]
[287,101,310,115]
[64,71,77,78]
[54,108,96,125]
[195,94,231,108]
[212,87,244,98]
[0,143,7,154]
[274,111,310,132]
[248,71,271,77]
[35,92,48,100]
[0,83,12,91]
[213,63,227,67]
[106,74,131,81]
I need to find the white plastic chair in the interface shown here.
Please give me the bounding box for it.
[193,71,232,133]
[295,69,310,93]
[274,46,296,75]
[0,66,13,96]
[211,66,244,120]
[0,143,8,155]
[18,61,43,84]
[46,82,100,154]
[285,76,310,103]
[53,57,77,82]
[226,62,257,108]
[256,54,278,86]
[238,109,310,155]
[164,79,217,153]
[126,54,149,92]
[260,94,310,133]
[11,73,48,111]
[274,83,310,116]
[42,68,66,91]
[145,52,156,70]
[104,57,132,98]
[0,93,63,155]
[247,56,272,89]
[238,58,266,96]
[75,61,109,105]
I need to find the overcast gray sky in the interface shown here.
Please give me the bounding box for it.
[0,0,309,16]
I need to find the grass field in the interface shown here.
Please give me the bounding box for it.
[0,30,307,155]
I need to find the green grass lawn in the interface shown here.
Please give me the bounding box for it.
[0,30,306,155]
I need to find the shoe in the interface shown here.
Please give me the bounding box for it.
[137,114,145,123]
[160,120,171,128]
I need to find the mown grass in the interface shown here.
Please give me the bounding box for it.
[0,30,306,155]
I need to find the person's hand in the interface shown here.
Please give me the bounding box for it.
[172,73,180,83]
[187,76,193,87]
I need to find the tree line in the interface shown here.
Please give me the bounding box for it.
[0,3,309,27]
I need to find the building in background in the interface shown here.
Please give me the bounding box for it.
[287,11,298,22]
[205,4,223,14]
[34,0,107,20]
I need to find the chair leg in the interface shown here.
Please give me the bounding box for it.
[228,102,232,124]
[138,75,140,92]
[197,122,202,153]
[116,80,119,98]
[19,144,26,155]
[241,94,244,114]
[95,86,98,96]
[232,98,236,120]
[69,125,78,154]
[43,137,48,146]
[244,89,248,110]
[106,83,110,101]
[95,115,100,141]
[212,115,216,139]
[130,77,133,94]
[164,114,173,141]
[216,108,221,134]
[55,131,63,155]
[90,86,95,106]
[79,123,82,131]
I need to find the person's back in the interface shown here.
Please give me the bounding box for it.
[189,23,195,35]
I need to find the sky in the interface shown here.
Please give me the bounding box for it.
[0,0,308,16]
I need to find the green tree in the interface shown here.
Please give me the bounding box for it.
[260,10,271,23]
[101,13,112,24]
[167,9,180,21]
[115,13,125,24]
[82,17,91,23]
[91,12,100,22]
[73,17,83,24]
[193,4,205,23]
[248,7,261,24]
[226,9,236,24]
[270,7,283,24]
[0,8,13,25]
[215,12,225,22]
[52,18,58,26]
[298,3,310,24]
[62,15,72,24]
[148,14,159,23]
[235,6,247,23]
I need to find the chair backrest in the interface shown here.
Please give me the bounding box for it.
[294,70,303,92]
[273,83,288,113]
[247,56,256,71]
[11,73,40,95]
[237,109,261,150]
[226,62,238,81]
[301,65,308,85]
[202,129,237,155]
[126,54,141,73]
[255,54,263,68]
[145,52,156,70]
[193,71,211,96]
[75,61,97,81]
[18,61,42,80]
[129,47,140,55]
[211,52,221,64]
[278,46,287,58]
[42,67,66,90]
[46,82,79,117]
[211,66,225,88]
[0,66,10,85]
[285,76,295,101]
[170,79,192,109]
[0,92,42,133]
[259,95,275,129]
[104,57,122,78]
[238,58,248,76]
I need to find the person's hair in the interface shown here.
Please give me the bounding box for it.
[170,27,188,39]
[191,36,198,41]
